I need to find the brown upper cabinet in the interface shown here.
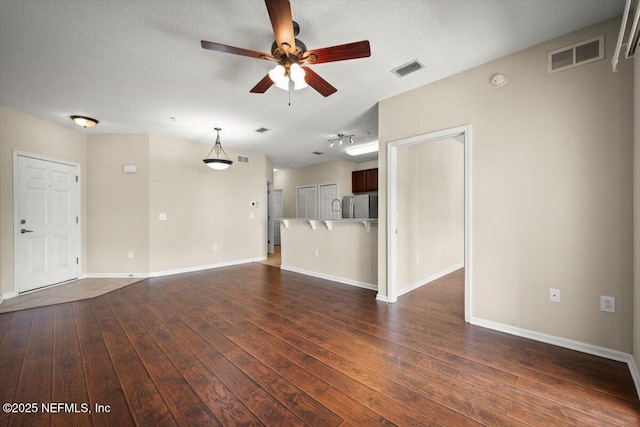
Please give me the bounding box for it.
[352,168,378,193]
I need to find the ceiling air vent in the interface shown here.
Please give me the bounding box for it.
[392,60,425,78]
[255,127,270,133]
[548,35,604,73]
[237,155,249,164]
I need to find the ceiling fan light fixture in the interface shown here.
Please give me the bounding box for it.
[269,64,288,88]
[70,115,99,128]
[203,127,233,170]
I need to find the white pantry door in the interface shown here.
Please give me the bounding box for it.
[319,183,338,219]
[16,155,80,293]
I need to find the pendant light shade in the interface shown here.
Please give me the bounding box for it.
[203,127,233,170]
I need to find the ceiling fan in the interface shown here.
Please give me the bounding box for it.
[200,0,371,97]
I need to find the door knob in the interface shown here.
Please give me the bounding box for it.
[20,229,33,234]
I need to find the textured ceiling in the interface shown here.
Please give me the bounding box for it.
[0,0,626,169]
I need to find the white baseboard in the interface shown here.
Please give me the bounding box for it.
[396,263,464,297]
[376,293,391,302]
[149,257,266,278]
[471,316,640,399]
[280,265,377,291]
[0,291,17,303]
[84,273,149,279]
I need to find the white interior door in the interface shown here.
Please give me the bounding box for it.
[319,183,339,219]
[15,154,80,293]
[273,189,283,245]
[296,185,317,219]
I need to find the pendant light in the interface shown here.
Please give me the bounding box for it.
[203,127,233,170]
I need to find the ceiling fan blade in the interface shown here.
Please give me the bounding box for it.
[265,0,295,52]
[250,74,274,94]
[305,40,371,64]
[201,40,274,60]
[302,67,337,97]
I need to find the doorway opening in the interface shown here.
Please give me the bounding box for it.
[13,151,81,294]
[386,125,471,322]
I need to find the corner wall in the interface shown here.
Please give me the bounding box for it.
[379,18,633,352]
[148,135,267,274]
[0,106,87,297]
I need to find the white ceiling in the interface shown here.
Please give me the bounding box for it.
[0,0,625,169]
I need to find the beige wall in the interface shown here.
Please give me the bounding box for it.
[280,220,377,287]
[274,159,379,218]
[396,138,464,293]
[87,134,150,275]
[148,134,267,273]
[634,51,640,368]
[0,106,88,296]
[378,18,633,352]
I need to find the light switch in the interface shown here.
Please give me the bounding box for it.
[159,213,167,221]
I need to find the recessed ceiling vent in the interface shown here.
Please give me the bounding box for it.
[548,35,604,73]
[392,60,425,77]
[255,127,270,133]
[237,155,250,164]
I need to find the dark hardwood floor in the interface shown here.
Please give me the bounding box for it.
[0,264,638,426]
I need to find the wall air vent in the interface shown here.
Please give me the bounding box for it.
[313,151,323,155]
[237,155,250,164]
[392,60,425,78]
[548,35,604,73]
[255,127,270,133]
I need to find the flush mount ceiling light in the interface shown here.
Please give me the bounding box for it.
[70,115,99,128]
[347,141,379,156]
[328,133,354,148]
[203,127,233,170]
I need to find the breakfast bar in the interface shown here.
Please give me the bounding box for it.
[279,218,378,290]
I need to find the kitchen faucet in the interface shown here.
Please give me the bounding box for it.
[331,199,342,216]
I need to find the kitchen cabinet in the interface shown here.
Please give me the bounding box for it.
[352,168,378,193]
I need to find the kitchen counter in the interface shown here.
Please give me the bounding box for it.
[278,218,378,290]
[279,218,377,232]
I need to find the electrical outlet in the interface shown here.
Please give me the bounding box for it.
[128,251,134,259]
[159,213,167,221]
[313,249,319,258]
[549,288,560,303]
[600,296,615,313]
[415,255,419,264]
[212,244,218,252]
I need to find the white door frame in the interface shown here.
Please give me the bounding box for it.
[387,124,472,322]
[13,150,82,293]
[266,180,275,254]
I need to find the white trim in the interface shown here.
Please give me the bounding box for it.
[396,264,464,298]
[0,291,18,302]
[472,316,640,398]
[84,273,149,279]
[149,257,266,278]
[280,264,377,291]
[386,124,472,323]
[628,358,640,399]
[13,150,82,294]
[376,293,390,302]
[471,315,635,362]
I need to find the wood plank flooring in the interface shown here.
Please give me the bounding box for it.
[0,264,638,426]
